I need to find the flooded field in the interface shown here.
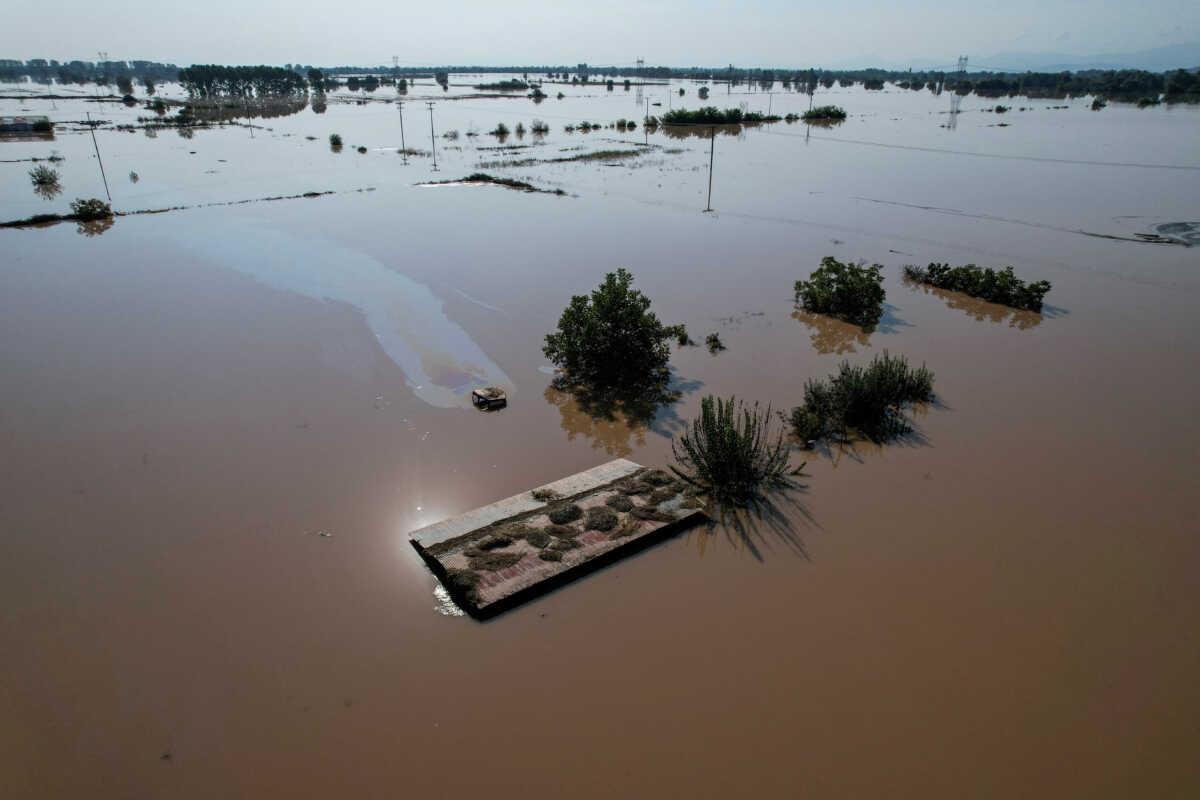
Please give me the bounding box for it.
[2,76,1199,798]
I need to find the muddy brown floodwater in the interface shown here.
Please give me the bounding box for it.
[2,79,1199,798]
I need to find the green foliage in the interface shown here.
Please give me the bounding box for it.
[903,263,1051,312]
[31,118,52,133]
[489,122,510,136]
[698,86,710,99]
[69,198,112,221]
[802,105,847,121]
[671,395,801,506]
[543,268,678,399]
[1091,98,1106,110]
[28,164,59,187]
[514,122,526,136]
[790,351,934,444]
[1164,68,1200,98]
[474,79,527,91]
[666,324,690,346]
[329,133,342,147]
[660,106,781,124]
[1136,96,1161,108]
[794,257,886,328]
[178,65,307,98]
[116,75,134,95]
[705,332,724,352]
[530,119,550,134]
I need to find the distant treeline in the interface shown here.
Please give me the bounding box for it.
[0,58,179,85]
[178,65,306,98]
[3,57,1197,102]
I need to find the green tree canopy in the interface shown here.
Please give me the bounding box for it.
[543,268,680,399]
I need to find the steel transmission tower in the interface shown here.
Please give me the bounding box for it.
[948,55,967,129]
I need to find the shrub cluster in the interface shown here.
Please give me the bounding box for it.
[790,351,934,444]
[801,105,847,121]
[660,107,781,124]
[794,257,886,328]
[28,165,59,187]
[671,395,800,506]
[70,198,113,221]
[903,263,1051,312]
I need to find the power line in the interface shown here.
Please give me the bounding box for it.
[762,128,1200,170]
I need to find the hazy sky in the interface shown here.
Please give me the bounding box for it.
[3,0,1198,67]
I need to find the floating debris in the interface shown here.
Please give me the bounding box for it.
[471,386,507,410]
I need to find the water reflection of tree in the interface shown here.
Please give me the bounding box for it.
[792,309,872,354]
[543,386,648,457]
[904,279,1043,330]
[661,123,745,141]
[185,97,309,123]
[76,216,114,237]
[32,181,63,201]
[543,371,700,456]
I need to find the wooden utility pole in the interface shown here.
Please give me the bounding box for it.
[704,126,715,212]
[426,101,437,171]
[397,100,407,163]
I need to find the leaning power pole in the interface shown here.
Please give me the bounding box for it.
[85,112,111,203]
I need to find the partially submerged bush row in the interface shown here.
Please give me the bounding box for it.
[801,105,847,121]
[1,198,113,230]
[903,263,1051,312]
[794,257,885,328]
[660,107,782,125]
[70,198,113,221]
[474,79,528,91]
[790,351,934,445]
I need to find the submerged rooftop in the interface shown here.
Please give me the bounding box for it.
[410,459,706,618]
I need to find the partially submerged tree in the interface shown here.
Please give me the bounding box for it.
[794,257,885,328]
[544,268,681,403]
